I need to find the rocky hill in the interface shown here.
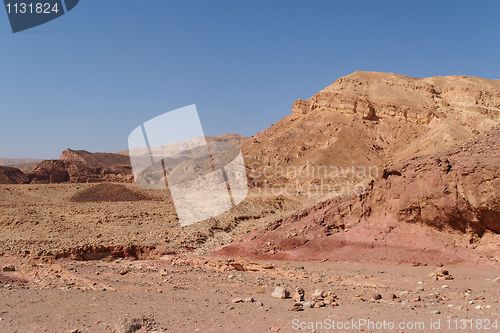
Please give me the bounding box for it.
[221,72,500,264]
[60,149,131,168]
[29,159,133,184]
[221,127,500,263]
[242,72,500,191]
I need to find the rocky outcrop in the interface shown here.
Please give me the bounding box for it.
[292,71,500,123]
[29,159,133,184]
[60,149,131,168]
[244,72,500,189]
[220,127,499,263]
[370,127,499,234]
[25,149,134,184]
[29,160,70,183]
[0,166,30,184]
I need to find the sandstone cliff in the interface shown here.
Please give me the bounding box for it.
[243,71,500,190]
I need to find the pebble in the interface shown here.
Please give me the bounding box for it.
[2,265,15,272]
[313,301,326,308]
[119,267,131,275]
[293,288,305,302]
[271,286,290,299]
[231,298,243,304]
[290,302,304,311]
[303,301,315,308]
[243,297,255,303]
[312,289,324,300]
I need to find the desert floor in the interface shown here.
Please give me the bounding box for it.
[0,184,499,333]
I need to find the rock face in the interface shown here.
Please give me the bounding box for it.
[220,128,500,263]
[0,166,30,184]
[221,72,500,264]
[29,149,133,184]
[292,72,499,123]
[243,71,500,189]
[29,160,70,183]
[363,128,500,235]
[60,149,131,168]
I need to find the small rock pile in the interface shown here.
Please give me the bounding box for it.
[271,286,338,311]
[428,268,454,281]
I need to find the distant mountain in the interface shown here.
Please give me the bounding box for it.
[0,157,41,166]
[60,149,131,168]
[0,158,41,173]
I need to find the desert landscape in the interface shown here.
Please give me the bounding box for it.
[1,72,499,332]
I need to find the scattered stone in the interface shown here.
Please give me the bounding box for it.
[229,262,246,271]
[293,288,305,302]
[429,268,454,281]
[312,289,325,301]
[313,301,326,308]
[119,267,131,275]
[372,293,382,300]
[2,265,15,272]
[474,305,483,310]
[290,302,304,311]
[303,301,315,308]
[441,285,449,289]
[432,310,441,314]
[262,264,274,269]
[243,297,255,303]
[271,286,290,299]
[231,298,243,304]
[492,277,500,283]
[116,318,143,333]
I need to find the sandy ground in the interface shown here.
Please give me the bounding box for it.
[1,255,499,333]
[0,183,499,332]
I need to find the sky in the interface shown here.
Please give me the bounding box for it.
[1,0,499,158]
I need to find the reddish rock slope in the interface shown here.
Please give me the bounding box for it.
[0,166,30,184]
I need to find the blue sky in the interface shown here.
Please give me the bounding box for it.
[1,0,499,158]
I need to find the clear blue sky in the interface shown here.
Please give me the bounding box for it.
[1,0,499,158]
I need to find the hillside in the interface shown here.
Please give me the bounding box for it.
[221,127,500,263]
[242,72,500,194]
